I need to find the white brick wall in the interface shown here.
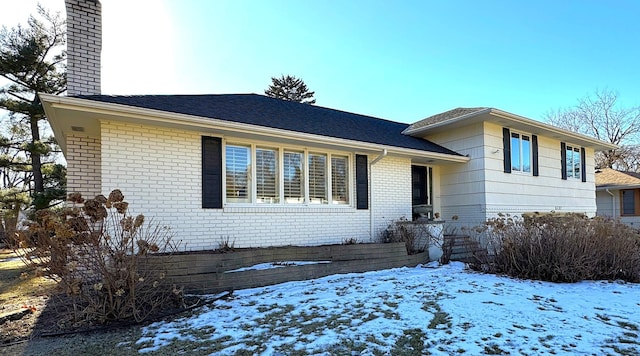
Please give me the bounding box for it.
[65,0,101,95]
[66,134,101,199]
[98,121,413,250]
[370,156,412,239]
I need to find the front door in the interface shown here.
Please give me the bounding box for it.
[412,165,428,206]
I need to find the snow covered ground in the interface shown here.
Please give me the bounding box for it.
[136,262,640,355]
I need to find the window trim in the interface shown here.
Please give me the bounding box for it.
[510,131,532,173]
[222,139,354,207]
[561,142,586,182]
[503,128,538,176]
[620,189,640,216]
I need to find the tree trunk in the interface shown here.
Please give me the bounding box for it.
[29,117,44,194]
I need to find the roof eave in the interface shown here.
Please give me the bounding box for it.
[39,94,470,164]
[489,109,619,151]
[404,107,618,152]
[402,108,492,135]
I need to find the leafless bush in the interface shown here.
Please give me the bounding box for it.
[380,218,425,254]
[12,190,183,325]
[342,237,358,245]
[217,236,236,252]
[481,213,640,282]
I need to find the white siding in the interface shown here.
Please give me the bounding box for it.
[424,122,487,227]
[596,189,640,228]
[99,121,411,250]
[596,190,616,217]
[423,121,599,227]
[483,122,597,217]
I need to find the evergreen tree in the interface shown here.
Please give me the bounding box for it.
[264,75,316,104]
[0,5,66,240]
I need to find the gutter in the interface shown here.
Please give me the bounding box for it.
[369,149,388,240]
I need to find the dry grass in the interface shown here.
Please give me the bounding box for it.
[0,248,55,309]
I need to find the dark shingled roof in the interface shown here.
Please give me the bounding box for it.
[406,107,489,132]
[73,93,462,156]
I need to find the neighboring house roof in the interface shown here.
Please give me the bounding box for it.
[404,107,618,152]
[595,168,640,190]
[67,93,463,157]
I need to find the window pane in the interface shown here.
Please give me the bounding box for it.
[331,155,348,204]
[622,190,636,215]
[522,135,531,173]
[256,148,278,203]
[566,146,574,178]
[283,151,304,203]
[308,153,327,204]
[573,148,580,179]
[226,145,250,203]
[511,133,520,171]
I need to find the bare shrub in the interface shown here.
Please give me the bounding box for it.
[12,190,183,326]
[217,236,236,252]
[482,213,640,282]
[380,218,426,254]
[342,237,358,245]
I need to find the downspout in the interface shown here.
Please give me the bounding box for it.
[369,149,388,240]
[606,189,615,217]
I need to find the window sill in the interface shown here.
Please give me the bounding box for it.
[222,204,357,214]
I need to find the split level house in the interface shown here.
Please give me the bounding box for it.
[40,0,617,251]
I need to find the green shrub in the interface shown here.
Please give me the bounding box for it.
[13,190,183,326]
[480,214,640,282]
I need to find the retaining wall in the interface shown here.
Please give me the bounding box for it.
[144,242,428,294]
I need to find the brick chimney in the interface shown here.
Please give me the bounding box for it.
[65,0,101,96]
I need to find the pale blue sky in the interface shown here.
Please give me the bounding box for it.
[4,0,640,124]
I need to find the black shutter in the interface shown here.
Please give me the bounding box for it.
[355,154,368,210]
[202,136,222,208]
[580,147,586,182]
[560,142,567,180]
[503,128,511,173]
[532,135,539,176]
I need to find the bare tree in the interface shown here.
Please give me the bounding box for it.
[545,89,640,170]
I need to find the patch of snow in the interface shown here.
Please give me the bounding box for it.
[138,262,640,354]
[224,260,331,273]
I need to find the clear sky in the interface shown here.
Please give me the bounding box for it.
[3,0,640,124]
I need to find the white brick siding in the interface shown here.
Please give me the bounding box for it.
[99,121,411,250]
[66,134,101,198]
[370,155,412,239]
[65,0,101,95]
